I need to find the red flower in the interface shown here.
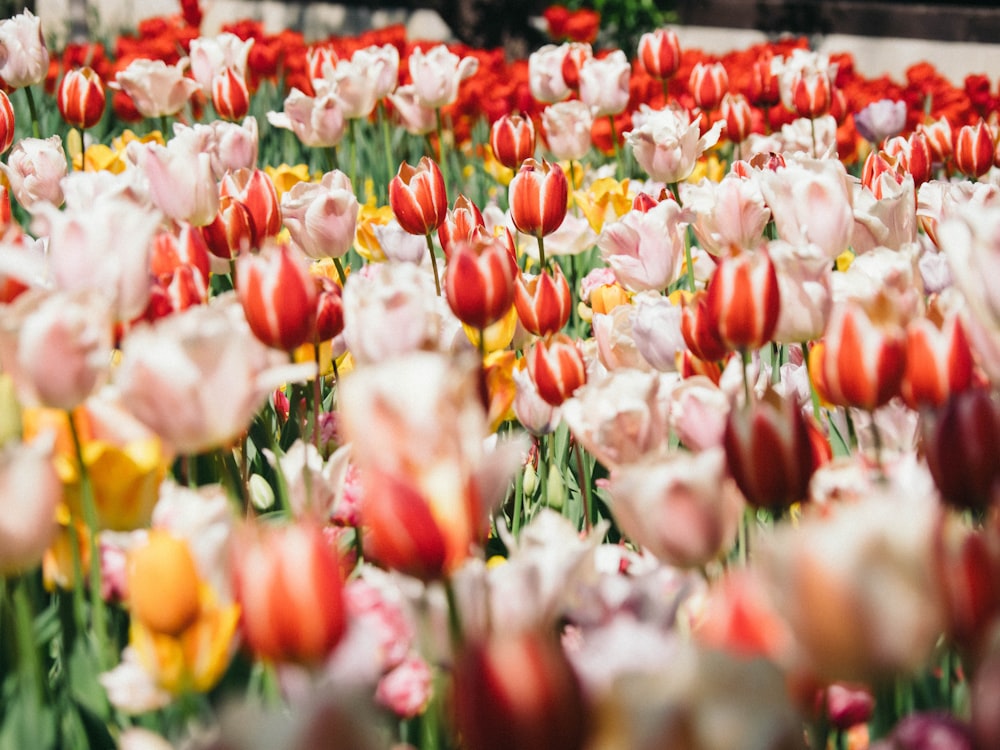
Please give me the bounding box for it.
[637,28,682,81]
[954,119,995,179]
[389,157,448,236]
[211,66,250,122]
[438,194,486,261]
[543,5,600,45]
[527,333,586,406]
[490,113,536,171]
[508,158,568,239]
[57,67,106,130]
[514,264,572,337]
[704,250,781,353]
[0,89,14,155]
[236,242,318,351]
[900,314,975,409]
[444,236,517,330]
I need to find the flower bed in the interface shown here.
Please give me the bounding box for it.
[2,2,1000,749]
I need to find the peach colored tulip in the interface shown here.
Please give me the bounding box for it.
[528,44,571,103]
[598,200,687,292]
[281,169,359,260]
[267,80,346,148]
[578,50,630,118]
[681,175,770,257]
[128,138,219,227]
[541,100,593,161]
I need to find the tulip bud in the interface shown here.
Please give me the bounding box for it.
[314,275,345,342]
[791,71,832,119]
[637,28,681,81]
[0,89,14,155]
[220,168,282,243]
[57,66,106,130]
[748,51,781,109]
[526,333,586,406]
[721,92,754,144]
[389,156,448,236]
[232,521,347,664]
[919,116,953,165]
[681,291,729,363]
[704,250,781,353]
[724,388,829,513]
[923,387,1000,513]
[445,236,517,330]
[237,242,319,351]
[452,630,588,750]
[823,683,875,730]
[127,530,202,636]
[689,61,729,111]
[954,119,995,179]
[202,195,256,259]
[906,131,934,186]
[901,314,975,409]
[490,114,536,171]
[810,300,907,411]
[438,194,486,261]
[514,264,572,337]
[212,66,250,122]
[509,158,568,239]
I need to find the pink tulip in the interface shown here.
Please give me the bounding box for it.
[0,135,67,211]
[0,10,49,89]
[625,104,723,184]
[408,44,478,110]
[188,32,254,94]
[113,58,201,119]
[682,174,770,256]
[598,200,687,292]
[578,51,631,117]
[528,44,571,103]
[541,100,593,161]
[171,118,259,182]
[129,138,219,227]
[267,80,346,148]
[386,85,436,135]
[0,437,61,575]
[281,169,360,260]
[220,167,282,242]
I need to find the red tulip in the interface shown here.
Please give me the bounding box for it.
[490,114,536,170]
[748,51,781,109]
[526,332,586,406]
[237,241,318,351]
[906,131,934,186]
[704,249,780,353]
[689,61,729,111]
[444,236,517,330]
[559,42,592,92]
[860,149,906,199]
[389,156,448,237]
[438,194,486,260]
[314,275,345,342]
[212,66,250,122]
[954,119,995,179]
[0,89,14,155]
[637,28,681,81]
[721,92,754,144]
[724,387,829,513]
[900,314,975,409]
[202,195,256,259]
[220,168,282,242]
[150,223,212,286]
[810,301,907,411]
[514,264,572,337]
[681,291,729,364]
[452,629,588,750]
[508,158,568,239]
[791,71,832,119]
[57,66,106,130]
[918,116,953,165]
[922,387,1000,513]
[232,521,346,665]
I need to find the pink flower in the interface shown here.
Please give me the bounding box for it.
[0,136,66,211]
[629,293,685,371]
[281,170,359,260]
[387,85,436,136]
[376,655,432,718]
[171,118,260,181]
[188,32,254,93]
[681,175,770,256]
[128,137,219,227]
[0,436,60,575]
[113,58,201,119]
[0,10,50,89]
[267,80,346,148]
[598,200,687,292]
[625,104,723,184]
[528,44,571,103]
[669,375,730,451]
[768,239,832,343]
[541,100,593,161]
[408,44,478,110]
[578,51,631,117]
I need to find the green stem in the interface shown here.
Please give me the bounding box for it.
[538,436,549,514]
[575,440,593,532]
[741,348,752,405]
[442,577,464,652]
[477,326,487,359]
[536,234,547,271]
[159,114,170,139]
[348,117,359,194]
[312,340,323,455]
[512,465,524,537]
[23,85,40,139]
[66,410,111,670]
[425,232,442,296]
[9,577,43,704]
[332,256,348,286]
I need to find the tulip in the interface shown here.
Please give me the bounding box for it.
[704,248,781,353]
[768,240,833,344]
[823,684,875,730]
[720,92,753,145]
[789,69,833,119]
[306,44,338,83]
[314,276,345,343]
[0,437,60,575]
[266,80,346,148]
[129,139,219,226]
[327,55,382,121]
[748,50,782,108]
[211,66,250,122]
[232,521,346,664]
[681,291,729,364]
[452,629,588,750]
[681,174,770,257]
[810,300,907,412]
[922,387,1000,513]
[188,32,254,94]
[541,100,593,162]
[853,98,907,145]
[637,28,682,81]
[900,314,975,409]
[438,194,486,260]
[281,169,360,261]
[509,158,569,245]
[723,387,829,513]
[113,58,201,119]
[0,89,14,155]
[689,61,729,111]
[512,366,560,436]
[624,104,723,184]
[578,50,630,118]
[558,42,592,92]
[607,447,743,568]
[57,66,106,130]
[918,115,953,165]
[630,293,685,371]
[880,713,975,750]
[220,167,282,242]
[237,241,319,351]
[444,236,517,331]
[389,156,448,236]
[0,10,49,89]
[954,119,995,179]
[128,530,202,636]
[0,135,67,211]
[597,200,687,292]
[386,85,436,136]
[490,114,536,171]
[526,333,587,406]
[202,196,256,259]
[150,223,212,288]
[408,44,479,110]
[514,264,572,337]
[528,44,571,103]
[174,117,259,181]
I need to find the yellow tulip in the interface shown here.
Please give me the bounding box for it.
[573,177,633,233]
[264,162,312,199]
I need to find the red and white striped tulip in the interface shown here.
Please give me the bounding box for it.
[724,387,830,513]
[232,521,347,665]
[490,113,536,170]
[0,91,13,156]
[509,158,569,239]
[790,70,833,119]
[637,28,682,81]
[57,66,106,130]
[900,314,975,409]
[559,42,592,92]
[211,66,250,122]
[444,236,517,330]
[721,92,754,144]
[236,241,319,351]
[514,264,572,337]
[918,116,953,165]
[526,332,587,406]
[953,119,995,179]
[389,156,448,236]
[748,50,781,109]
[438,194,486,260]
[689,61,729,111]
[681,291,729,364]
[810,301,907,411]
[306,45,339,83]
[314,275,345,343]
[202,195,256,259]
[220,167,282,242]
[704,249,781,353]
[150,223,212,286]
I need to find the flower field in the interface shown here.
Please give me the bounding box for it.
[2,1,1000,748]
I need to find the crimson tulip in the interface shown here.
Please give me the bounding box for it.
[236,241,318,351]
[526,332,586,406]
[444,236,517,330]
[57,66,106,130]
[389,156,449,236]
[490,113,536,170]
[514,264,572,337]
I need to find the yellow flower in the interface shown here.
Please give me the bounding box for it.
[836,249,855,272]
[461,305,518,355]
[42,506,88,591]
[355,197,395,262]
[687,153,726,184]
[573,177,633,233]
[74,129,165,173]
[481,348,517,432]
[265,163,312,199]
[482,145,514,186]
